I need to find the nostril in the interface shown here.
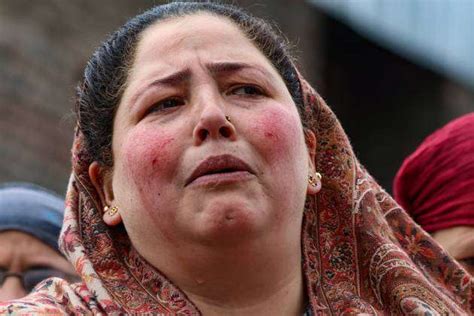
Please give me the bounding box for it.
[219,126,231,138]
[198,129,208,140]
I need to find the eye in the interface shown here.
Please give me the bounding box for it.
[229,85,265,97]
[147,97,185,115]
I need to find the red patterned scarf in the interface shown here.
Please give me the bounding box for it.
[1,78,472,315]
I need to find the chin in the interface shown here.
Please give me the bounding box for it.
[192,199,268,246]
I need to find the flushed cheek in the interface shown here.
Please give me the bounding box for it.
[250,106,303,164]
[248,105,307,224]
[122,131,176,181]
[117,127,178,204]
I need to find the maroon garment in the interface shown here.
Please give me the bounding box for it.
[394,113,474,233]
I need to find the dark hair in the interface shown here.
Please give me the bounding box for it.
[76,2,304,167]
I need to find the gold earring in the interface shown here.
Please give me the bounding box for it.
[308,172,322,186]
[225,115,232,123]
[104,205,119,216]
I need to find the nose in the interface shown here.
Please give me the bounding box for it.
[0,276,27,300]
[192,101,237,145]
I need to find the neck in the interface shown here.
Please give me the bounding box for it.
[153,235,305,315]
[188,267,305,316]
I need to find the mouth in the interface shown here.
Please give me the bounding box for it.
[185,154,255,187]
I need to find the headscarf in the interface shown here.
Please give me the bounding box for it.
[0,79,472,315]
[393,113,474,233]
[0,182,64,252]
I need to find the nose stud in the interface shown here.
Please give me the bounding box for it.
[225,115,232,123]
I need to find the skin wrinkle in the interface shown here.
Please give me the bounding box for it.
[128,63,278,114]
[123,16,282,119]
[128,65,275,123]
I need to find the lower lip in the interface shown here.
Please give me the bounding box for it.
[188,171,254,187]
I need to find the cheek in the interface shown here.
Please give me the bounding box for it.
[249,105,308,220]
[114,126,180,239]
[250,106,304,164]
[115,126,177,198]
[128,133,173,179]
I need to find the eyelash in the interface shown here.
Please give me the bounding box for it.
[146,97,186,115]
[227,84,266,97]
[144,84,266,117]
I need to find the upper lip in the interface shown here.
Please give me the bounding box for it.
[185,154,254,186]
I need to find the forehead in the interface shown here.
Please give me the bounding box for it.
[131,13,275,75]
[0,230,54,258]
[0,230,49,249]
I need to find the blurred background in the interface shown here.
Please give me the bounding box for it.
[1,0,473,195]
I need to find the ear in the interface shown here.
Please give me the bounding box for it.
[304,129,321,195]
[89,161,122,226]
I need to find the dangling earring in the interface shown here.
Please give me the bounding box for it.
[308,172,322,191]
[315,172,322,181]
[308,173,322,186]
[104,205,119,216]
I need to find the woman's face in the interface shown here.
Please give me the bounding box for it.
[97,14,316,257]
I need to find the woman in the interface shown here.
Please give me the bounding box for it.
[0,183,78,300]
[394,113,474,275]
[0,2,472,315]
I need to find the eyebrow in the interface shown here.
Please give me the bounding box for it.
[207,62,276,81]
[129,62,275,107]
[144,68,191,91]
[129,68,191,106]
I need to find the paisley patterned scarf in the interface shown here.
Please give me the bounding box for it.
[1,77,472,315]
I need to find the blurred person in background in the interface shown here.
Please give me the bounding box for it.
[394,113,474,275]
[0,183,78,300]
